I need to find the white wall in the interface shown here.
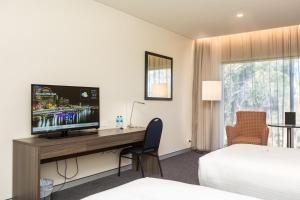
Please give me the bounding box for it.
[0,0,194,199]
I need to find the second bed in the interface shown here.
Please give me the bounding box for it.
[199,144,300,200]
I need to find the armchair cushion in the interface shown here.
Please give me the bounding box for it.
[231,135,262,145]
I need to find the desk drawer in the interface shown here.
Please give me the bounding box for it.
[39,132,144,160]
[40,142,87,160]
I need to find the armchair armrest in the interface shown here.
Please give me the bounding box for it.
[226,125,239,146]
[260,126,269,145]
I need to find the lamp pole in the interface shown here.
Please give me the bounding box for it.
[210,100,213,143]
[202,81,222,149]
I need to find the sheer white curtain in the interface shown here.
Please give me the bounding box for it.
[193,25,300,150]
[221,25,300,147]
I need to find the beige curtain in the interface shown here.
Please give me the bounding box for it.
[148,55,169,70]
[192,38,222,151]
[221,25,300,62]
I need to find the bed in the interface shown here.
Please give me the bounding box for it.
[82,177,262,200]
[199,144,300,200]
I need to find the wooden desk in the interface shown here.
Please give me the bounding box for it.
[13,128,158,200]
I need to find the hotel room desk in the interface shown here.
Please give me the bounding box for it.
[13,128,159,200]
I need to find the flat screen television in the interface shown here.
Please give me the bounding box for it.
[31,84,100,136]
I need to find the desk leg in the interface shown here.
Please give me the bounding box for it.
[133,154,160,176]
[13,142,40,200]
[287,128,293,148]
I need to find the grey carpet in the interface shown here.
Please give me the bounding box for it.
[52,151,202,200]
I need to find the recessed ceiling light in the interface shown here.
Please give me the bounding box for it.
[236,13,244,18]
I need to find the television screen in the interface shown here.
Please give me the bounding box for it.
[31,84,99,134]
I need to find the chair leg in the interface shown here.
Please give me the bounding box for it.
[118,154,122,176]
[156,154,163,177]
[136,156,139,171]
[138,155,145,177]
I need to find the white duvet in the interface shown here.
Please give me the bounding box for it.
[82,177,262,200]
[199,144,300,200]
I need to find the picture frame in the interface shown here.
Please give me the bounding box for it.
[145,51,173,101]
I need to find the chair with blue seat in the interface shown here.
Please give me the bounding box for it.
[118,118,164,177]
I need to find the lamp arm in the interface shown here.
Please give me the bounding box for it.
[129,102,136,127]
[128,101,145,128]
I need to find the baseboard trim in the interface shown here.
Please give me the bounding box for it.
[6,148,191,199]
[160,148,191,160]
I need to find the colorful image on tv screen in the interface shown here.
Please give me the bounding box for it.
[32,85,99,133]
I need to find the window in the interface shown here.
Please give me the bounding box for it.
[223,58,300,148]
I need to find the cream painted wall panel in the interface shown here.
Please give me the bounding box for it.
[0,0,193,199]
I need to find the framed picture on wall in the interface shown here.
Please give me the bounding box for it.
[145,51,173,100]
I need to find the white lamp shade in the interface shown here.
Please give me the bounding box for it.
[151,83,168,97]
[202,81,222,101]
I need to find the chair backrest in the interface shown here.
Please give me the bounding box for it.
[143,118,163,152]
[236,111,267,136]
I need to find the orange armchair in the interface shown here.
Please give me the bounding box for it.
[226,111,269,146]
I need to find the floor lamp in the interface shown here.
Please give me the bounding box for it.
[202,81,222,144]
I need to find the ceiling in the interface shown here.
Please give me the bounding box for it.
[95,0,300,39]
